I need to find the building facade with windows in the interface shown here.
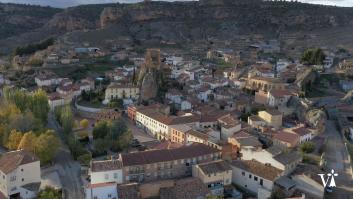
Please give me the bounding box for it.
[119,143,221,183]
[105,83,140,101]
[0,150,41,199]
[231,160,283,199]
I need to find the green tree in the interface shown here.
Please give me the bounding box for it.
[18,131,37,151]
[109,119,127,139]
[29,89,50,124]
[93,138,111,154]
[6,130,23,150]
[37,187,62,199]
[92,120,110,139]
[77,153,92,166]
[34,130,60,164]
[114,130,133,151]
[300,141,315,153]
[9,111,42,132]
[301,48,325,65]
[59,106,74,134]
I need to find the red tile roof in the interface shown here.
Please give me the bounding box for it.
[0,150,39,174]
[120,143,220,167]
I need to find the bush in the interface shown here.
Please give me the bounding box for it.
[13,38,55,56]
[300,141,315,153]
[77,153,92,166]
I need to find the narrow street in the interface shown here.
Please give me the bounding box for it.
[324,120,353,198]
[47,112,84,199]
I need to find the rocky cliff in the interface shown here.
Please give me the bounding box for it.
[1,1,353,55]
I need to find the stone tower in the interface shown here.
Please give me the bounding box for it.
[139,49,161,101]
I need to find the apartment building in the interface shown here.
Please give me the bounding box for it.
[119,143,221,183]
[192,160,232,196]
[105,83,140,101]
[0,150,41,199]
[136,108,199,140]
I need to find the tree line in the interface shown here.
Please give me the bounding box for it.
[13,38,55,56]
[0,88,60,164]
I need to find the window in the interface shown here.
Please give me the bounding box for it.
[21,169,23,172]
[249,174,252,179]
[114,173,118,179]
[108,194,112,198]
[22,178,24,182]
[254,176,258,181]
[242,172,245,176]
[260,179,263,186]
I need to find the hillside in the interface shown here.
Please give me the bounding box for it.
[1,0,353,55]
[0,3,61,40]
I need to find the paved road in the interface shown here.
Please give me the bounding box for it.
[47,112,84,199]
[122,117,157,143]
[324,120,353,199]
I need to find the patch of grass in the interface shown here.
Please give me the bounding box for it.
[302,154,320,166]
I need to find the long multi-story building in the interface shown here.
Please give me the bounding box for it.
[136,107,199,140]
[105,83,140,101]
[119,143,221,183]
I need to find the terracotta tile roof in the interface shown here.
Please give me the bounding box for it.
[120,143,220,167]
[273,151,302,165]
[197,160,232,175]
[232,131,251,139]
[186,129,209,140]
[159,177,211,199]
[138,109,199,125]
[117,183,140,199]
[91,160,123,172]
[291,127,310,136]
[152,141,183,150]
[269,89,294,98]
[0,150,39,174]
[87,182,116,188]
[273,132,299,145]
[218,115,240,128]
[231,159,283,181]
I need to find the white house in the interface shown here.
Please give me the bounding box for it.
[85,182,117,199]
[241,146,301,175]
[231,160,283,199]
[218,115,241,140]
[0,150,41,199]
[85,159,123,199]
[283,125,313,144]
[48,93,65,110]
[35,76,62,87]
[323,56,334,69]
[267,89,294,107]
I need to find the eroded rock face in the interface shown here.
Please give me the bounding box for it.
[305,109,327,134]
[140,71,158,101]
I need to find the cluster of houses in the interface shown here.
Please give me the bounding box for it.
[3,43,353,199]
[83,50,331,199]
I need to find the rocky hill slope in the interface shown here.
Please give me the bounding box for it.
[1,0,353,55]
[0,3,61,40]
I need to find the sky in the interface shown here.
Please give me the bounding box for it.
[0,0,352,8]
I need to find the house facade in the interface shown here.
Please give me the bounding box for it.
[0,151,41,199]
